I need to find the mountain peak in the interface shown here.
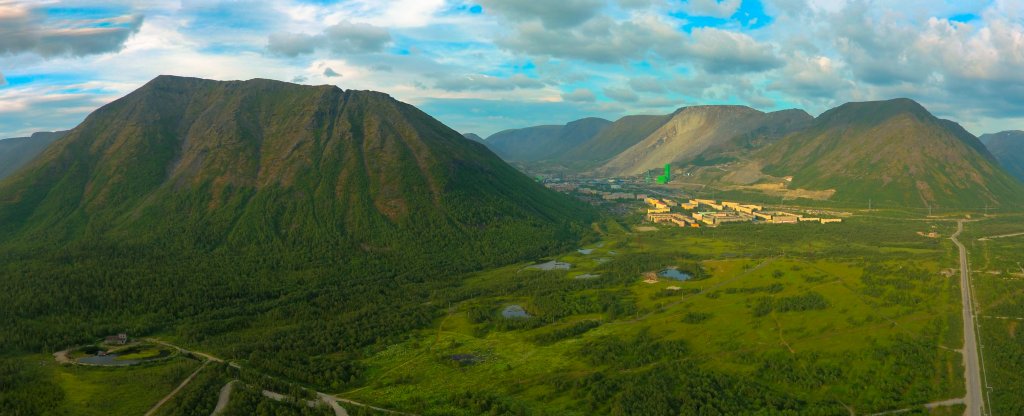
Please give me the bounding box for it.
[673,105,762,117]
[818,98,933,125]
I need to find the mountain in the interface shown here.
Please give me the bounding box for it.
[0,131,67,180]
[484,117,612,161]
[0,75,596,367]
[561,114,672,164]
[980,131,1024,182]
[600,106,812,176]
[0,75,591,259]
[759,98,1023,207]
[463,132,485,143]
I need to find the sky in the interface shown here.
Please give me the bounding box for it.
[1,0,1023,139]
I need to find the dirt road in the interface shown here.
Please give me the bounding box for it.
[145,361,209,416]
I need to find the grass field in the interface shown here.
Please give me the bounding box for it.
[35,355,200,415]
[337,212,967,415]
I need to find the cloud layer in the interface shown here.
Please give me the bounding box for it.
[1,0,1024,138]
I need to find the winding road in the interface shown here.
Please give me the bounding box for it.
[142,338,413,415]
[951,220,985,416]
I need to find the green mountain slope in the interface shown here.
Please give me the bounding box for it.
[484,117,612,161]
[0,76,593,360]
[0,131,67,180]
[760,98,1024,208]
[562,114,671,164]
[980,131,1024,182]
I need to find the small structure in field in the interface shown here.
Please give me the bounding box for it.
[104,333,128,345]
[643,272,659,284]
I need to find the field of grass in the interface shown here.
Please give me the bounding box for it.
[335,212,966,415]
[961,213,1024,414]
[27,355,201,415]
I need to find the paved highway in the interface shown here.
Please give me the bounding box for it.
[951,220,984,416]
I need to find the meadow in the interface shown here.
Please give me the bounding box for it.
[339,214,966,415]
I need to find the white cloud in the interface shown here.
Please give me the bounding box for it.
[0,3,143,58]
[603,86,639,102]
[477,0,603,28]
[562,88,597,102]
[268,21,391,56]
[433,74,544,91]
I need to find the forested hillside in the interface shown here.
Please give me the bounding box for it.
[0,76,593,389]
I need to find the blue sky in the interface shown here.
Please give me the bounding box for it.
[1,0,1023,138]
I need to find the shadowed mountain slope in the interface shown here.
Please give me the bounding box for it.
[981,130,1024,183]
[0,131,67,180]
[484,117,612,162]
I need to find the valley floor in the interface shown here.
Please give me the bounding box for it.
[8,208,1024,415]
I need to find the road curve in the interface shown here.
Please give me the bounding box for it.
[951,220,984,416]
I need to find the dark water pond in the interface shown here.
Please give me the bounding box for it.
[528,260,571,271]
[502,305,531,319]
[658,268,693,281]
[78,354,139,366]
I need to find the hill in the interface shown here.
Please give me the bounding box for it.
[484,117,611,161]
[600,106,812,177]
[980,131,1024,182]
[561,114,672,165]
[463,132,486,143]
[0,76,593,370]
[0,131,67,180]
[759,98,1023,208]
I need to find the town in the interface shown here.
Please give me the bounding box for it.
[644,197,842,227]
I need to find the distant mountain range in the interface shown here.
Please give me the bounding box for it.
[484,117,612,162]
[473,98,1023,208]
[980,131,1024,183]
[0,131,67,180]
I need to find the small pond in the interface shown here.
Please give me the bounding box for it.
[501,305,531,319]
[577,249,594,255]
[450,354,483,365]
[574,273,602,279]
[78,354,139,366]
[658,268,693,281]
[528,260,571,271]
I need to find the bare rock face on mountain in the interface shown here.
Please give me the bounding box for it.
[599,106,812,176]
[759,98,1023,208]
[980,130,1024,183]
